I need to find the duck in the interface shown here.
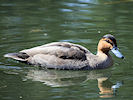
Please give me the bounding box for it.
[4,34,124,70]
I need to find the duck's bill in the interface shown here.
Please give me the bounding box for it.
[111,47,124,59]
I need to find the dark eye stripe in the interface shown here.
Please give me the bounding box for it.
[104,40,113,46]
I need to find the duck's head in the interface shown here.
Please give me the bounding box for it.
[97,34,124,59]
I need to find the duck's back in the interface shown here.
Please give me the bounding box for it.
[5,42,93,70]
[21,42,90,59]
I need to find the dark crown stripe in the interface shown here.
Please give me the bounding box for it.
[103,34,117,47]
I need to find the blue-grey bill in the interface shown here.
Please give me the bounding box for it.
[111,47,124,59]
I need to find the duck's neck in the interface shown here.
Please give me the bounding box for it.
[96,50,109,61]
[96,50,113,68]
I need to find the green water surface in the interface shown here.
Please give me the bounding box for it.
[0,0,133,100]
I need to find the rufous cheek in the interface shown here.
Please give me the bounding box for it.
[98,40,113,52]
[102,41,112,49]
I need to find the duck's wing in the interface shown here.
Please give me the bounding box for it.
[4,42,91,62]
[22,42,91,60]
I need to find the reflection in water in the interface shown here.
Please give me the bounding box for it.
[26,69,123,98]
[98,78,113,98]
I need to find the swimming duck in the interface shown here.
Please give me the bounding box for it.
[4,34,124,70]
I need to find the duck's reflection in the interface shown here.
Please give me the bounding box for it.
[97,77,113,98]
[26,68,122,98]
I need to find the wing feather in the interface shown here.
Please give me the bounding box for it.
[21,42,91,61]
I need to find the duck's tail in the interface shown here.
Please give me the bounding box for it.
[4,52,29,62]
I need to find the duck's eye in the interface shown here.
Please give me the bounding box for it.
[105,40,113,46]
[105,40,110,43]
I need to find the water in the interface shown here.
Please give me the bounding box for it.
[0,0,133,100]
